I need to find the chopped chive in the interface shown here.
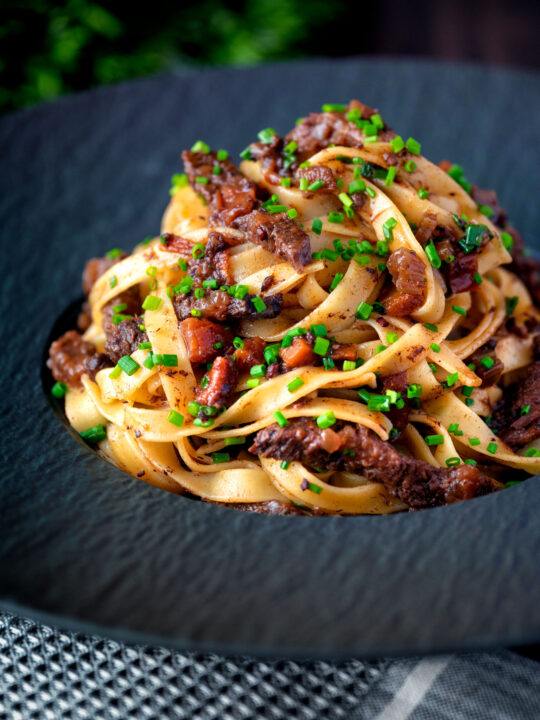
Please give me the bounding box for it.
[329,273,344,291]
[525,448,540,457]
[252,296,267,313]
[250,364,266,378]
[191,140,210,153]
[299,177,309,191]
[342,360,356,371]
[305,481,323,494]
[51,381,68,398]
[138,342,152,350]
[446,457,461,467]
[192,243,205,259]
[322,248,339,261]
[462,386,473,397]
[355,301,373,320]
[424,239,441,269]
[106,248,123,259]
[190,309,202,317]
[382,217,397,242]
[425,323,438,332]
[212,452,230,463]
[194,418,214,428]
[322,103,347,112]
[505,296,519,316]
[287,208,298,219]
[376,240,389,256]
[430,342,440,353]
[109,275,117,288]
[274,411,288,427]
[142,295,162,311]
[322,357,335,371]
[161,354,178,367]
[239,146,252,160]
[469,437,481,446]
[473,273,483,285]
[281,177,291,188]
[257,127,276,144]
[109,364,123,378]
[407,384,422,398]
[501,231,514,250]
[417,188,429,199]
[118,355,140,376]
[389,136,405,153]
[487,442,498,454]
[168,410,184,427]
[384,166,397,187]
[480,356,495,369]
[308,180,325,191]
[316,411,336,429]
[232,337,244,350]
[246,378,260,388]
[425,434,444,446]
[216,149,228,161]
[386,332,399,344]
[311,218,322,234]
[452,305,467,316]
[280,461,291,470]
[195,176,209,184]
[446,371,459,387]
[375,344,387,354]
[367,395,391,412]
[224,436,245,446]
[287,377,304,393]
[521,405,531,415]
[348,179,366,194]
[178,258,188,271]
[478,204,494,217]
[404,160,416,172]
[313,336,330,356]
[212,164,221,175]
[80,424,107,443]
[311,324,327,337]
[328,211,344,223]
[465,458,477,466]
[366,186,376,199]
[465,398,475,406]
[405,137,421,154]
[338,192,353,208]
[267,204,287,214]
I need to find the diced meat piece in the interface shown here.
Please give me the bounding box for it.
[104,316,147,365]
[173,289,282,323]
[232,208,312,272]
[162,231,234,286]
[470,185,507,228]
[101,289,142,334]
[47,330,97,389]
[195,356,238,409]
[296,165,337,191]
[446,253,479,294]
[467,342,504,388]
[248,134,289,184]
[381,372,410,436]
[180,318,233,365]
[82,253,126,296]
[280,336,316,370]
[232,337,266,373]
[380,248,426,316]
[490,362,540,449]
[330,343,357,362]
[414,212,439,245]
[250,419,496,509]
[84,352,113,379]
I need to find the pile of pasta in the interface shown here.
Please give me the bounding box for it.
[65,130,540,514]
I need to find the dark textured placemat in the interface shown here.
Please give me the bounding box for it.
[0,612,387,720]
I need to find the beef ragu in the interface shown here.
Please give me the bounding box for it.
[48,100,540,515]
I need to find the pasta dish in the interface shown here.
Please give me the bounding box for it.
[47,100,540,515]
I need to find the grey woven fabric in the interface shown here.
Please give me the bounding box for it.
[2,613,540,720]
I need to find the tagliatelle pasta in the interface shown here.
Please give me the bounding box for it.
[48,100,540,515]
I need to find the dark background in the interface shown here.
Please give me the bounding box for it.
[1,0,539,116]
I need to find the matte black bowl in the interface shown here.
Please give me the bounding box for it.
[1,58,539,659]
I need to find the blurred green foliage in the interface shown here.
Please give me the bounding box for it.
[1,0,344,114]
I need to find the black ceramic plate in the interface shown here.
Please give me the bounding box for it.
[1,58,539,659]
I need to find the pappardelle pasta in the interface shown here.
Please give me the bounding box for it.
[48,100,540,515]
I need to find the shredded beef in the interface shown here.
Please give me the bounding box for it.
[85,352,113,379]
[490,362,540,449]
[47,330,97,388]
[82,253,126,296]
[173,289,282,323]
[446,253,480,294]
[104,316,147,364]
[250,419,496,509]
[180,318,233,365]
[196,356,238,408]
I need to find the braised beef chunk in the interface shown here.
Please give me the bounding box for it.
[296,165,337,191]
[248,133,288,183]
[101,289,142,334]
[104,316,147,364]
[180,318,233,365]
[232,208,312,272]
[381,248,426,316]
[47,330,97,388]
[232,337,266,373]
[414,212,439,245]
[82,253,126,296]
[466,341,504,388]
[162,231,234,286]
[250,419,496,509]
[490,362,540,450]
[280,336,316,370]
[446,253,479,294]
[182,149,313,271]
[196,356,238,408]
[470,185,507,228]
[84,352,113,379]
[173,289,282,323]
[507,227,540,307]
